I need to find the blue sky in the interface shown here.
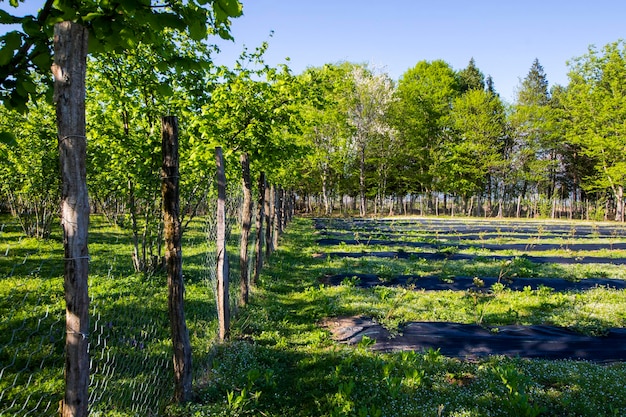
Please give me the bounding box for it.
[214,0,626,103]
[3,1,624,103]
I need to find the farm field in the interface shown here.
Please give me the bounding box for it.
[179,216,626,416]
[3,215,626,416]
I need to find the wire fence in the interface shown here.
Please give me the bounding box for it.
[0,183,252,416]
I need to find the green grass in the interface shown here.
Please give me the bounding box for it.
[3,214,626,416]
[0,214,222,416]
[172,217,626,416]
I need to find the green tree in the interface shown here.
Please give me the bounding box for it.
[0,92,57,237]
[347,64,395,216]
[458,57,485,93]
[563,41,626,221]
[1,1,243,412]
[446,88,506,211]
[86,34,217,273]
[391,60,459,196]
[509,59,559,208]
[0,0,241,110]
[298,63,354,214]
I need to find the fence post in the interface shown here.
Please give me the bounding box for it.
[239,152,253,306]
[162,116,192,402]
[253,172,265,285]
[215,147,230,340]
[53,21,90,417]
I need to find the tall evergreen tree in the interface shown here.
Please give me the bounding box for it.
[510,58,558,206]
[517,58,550,106]
[458,58,485,93]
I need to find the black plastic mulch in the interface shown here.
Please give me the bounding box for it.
[326,316,626,362]
[314,250,626,265]
[313,218,626,238]
[321,273,626,292]
[317,237,626,252]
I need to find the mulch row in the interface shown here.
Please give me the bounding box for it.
[314,217,626,361]
[323,316,626,362]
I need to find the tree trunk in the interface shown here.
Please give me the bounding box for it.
[264,182,273,260]
[359,143,366,217]
[272,185,280,250]
[53,21,90,417]
[215,147,229,341]
[161,116,192,403]
[321,171,330,215]
[128,178,143,272]
[239,152,253,306]
[616,185,624,222]
[253,172,265,285]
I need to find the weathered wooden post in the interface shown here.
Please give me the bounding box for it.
[52,21,90,417]
[264,182,273,260]
[215,147,230,340]
[239,152,253,306]
[162,116,192,403]
[253,172,265,285]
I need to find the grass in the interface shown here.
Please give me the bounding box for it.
[170,217,626,416]
[0,214,222,416]
[2,214,626,415]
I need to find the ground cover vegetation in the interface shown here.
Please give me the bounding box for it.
[3,215,626,416]
[3,0,626,415]
[171,217,626,416]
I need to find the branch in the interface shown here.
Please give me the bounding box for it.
[0,0,55,85]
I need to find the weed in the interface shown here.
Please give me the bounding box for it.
[341,275,361,287]
[490,364,545,416]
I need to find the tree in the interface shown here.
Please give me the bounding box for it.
[563,41,626,221]
[1,1,243,414]
[458,57,485,93]
[0,92,58,237]
[347,64,395,216]
[509,59,559,208]
[446,88,506,210]
[86,34,218,272]
[298,63,354,215]
[391,60,460,196]
[195,44,306,331]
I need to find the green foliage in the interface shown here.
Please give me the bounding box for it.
[0,93,58,237]
[564,41,626,218]
[390,59,460,194]
[489,364,545,416]
[444,88,506,198]
[0,0,242,111]
[196,43,307,185]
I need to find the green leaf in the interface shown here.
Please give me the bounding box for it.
[217,0,243,17]
[0,46,14,66]
[31,46,52,70]
[82,12,104,22]
[157,83,173,97]
[0,9,20,24]
[0,131,17,147]
[19,78,37,94]
[2,31,22,51]
[22,17,40,36]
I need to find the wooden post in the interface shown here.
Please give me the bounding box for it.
[215,147,230,340]
[162,116,192,403]
[239,152,253,306]
[253,172,265,285]
[272,185,279,250]
[53,21,90,417]
[264,182,273,260]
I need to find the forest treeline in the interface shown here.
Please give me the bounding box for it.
[2,35,626,233]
